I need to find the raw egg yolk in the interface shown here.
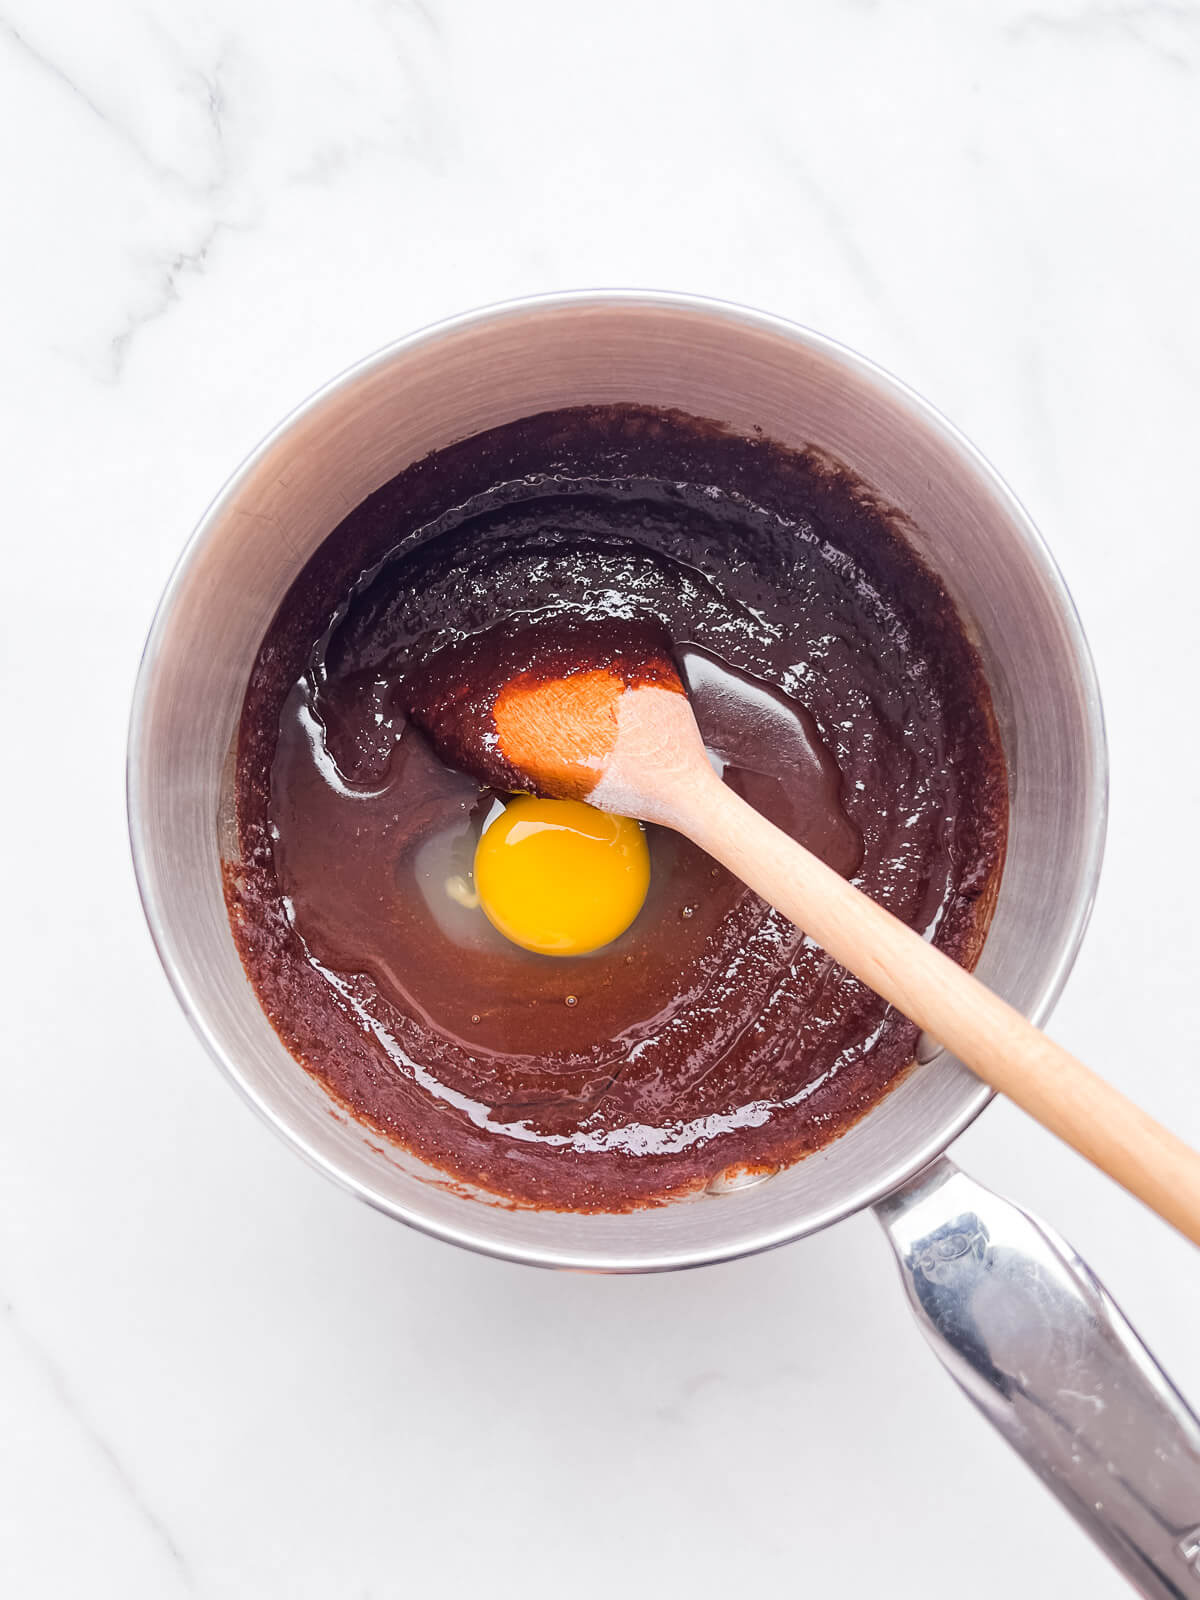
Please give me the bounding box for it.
[474,797,650,956]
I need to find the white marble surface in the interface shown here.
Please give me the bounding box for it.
[3,0,1200,1593]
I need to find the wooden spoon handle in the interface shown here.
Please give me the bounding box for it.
[677,769,1200,1248]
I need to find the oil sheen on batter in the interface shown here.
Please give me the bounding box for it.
[227,406,1007,1210]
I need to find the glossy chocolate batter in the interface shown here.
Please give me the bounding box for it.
[227,406,1007,1210]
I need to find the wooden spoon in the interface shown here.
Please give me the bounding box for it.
[407,624,1200,1247]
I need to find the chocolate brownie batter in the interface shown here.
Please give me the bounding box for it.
[226,406,1007,1210]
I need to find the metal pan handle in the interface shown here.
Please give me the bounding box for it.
[876,1157,1200,1597]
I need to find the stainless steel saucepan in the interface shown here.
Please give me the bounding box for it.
[128,291,1200,1596]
